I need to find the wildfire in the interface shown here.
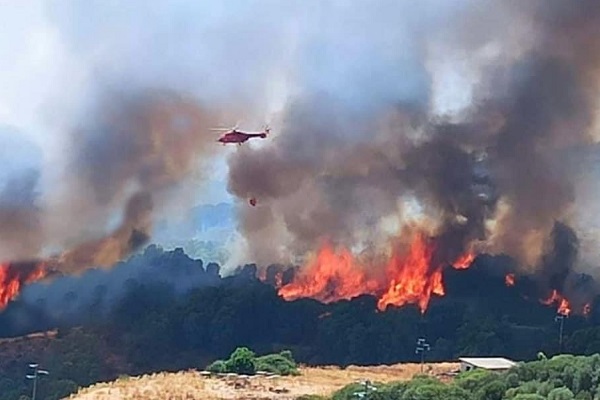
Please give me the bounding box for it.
[270,233,594,317]
[505,273,515,287]
[278,243,380,303]
[540,291,592,317]
[258,269,284,288]
[274,271,283,288]
[377,235,443,312]
[277,233,475,314]
[0,262,47,309]
[452,252,475,270]
[558,298,571,317]
[541,289,571,316]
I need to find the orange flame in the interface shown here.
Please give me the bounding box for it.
[277,233,475,314]
[272,236,595,317]
[452,252,475,270]
[558,298,571,316]
[258,269,284,288]
[505,273,515,287]
[278,244,380,303]
[541,289,571,316]
[257,268,267,282]
[541,292,591,316]
[0,263,47,309]
[378,235,443,312]
[274,271,283,288]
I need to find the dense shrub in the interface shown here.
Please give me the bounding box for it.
[206,360,227,373]
[255,352,299,375]
[224,347,256,374]
[329,354,600,400]
[206,347,299,376]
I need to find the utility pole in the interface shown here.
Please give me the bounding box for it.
[26,363,49,400]
[554,313,567,353]
[415,337,431,374]
[353,380,377,399]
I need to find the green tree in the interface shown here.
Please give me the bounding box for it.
[206,360,227,373]
[39,379,78,400]
[474,380,506,400]
[225,347,256,375]
[574,391,592,400]
[548,387,575,400]
[332,383,366,400]
[402,383,471,400]
[455,369,497,393]
[255,351,299,375]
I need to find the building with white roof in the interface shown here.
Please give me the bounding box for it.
[459,357,517,372]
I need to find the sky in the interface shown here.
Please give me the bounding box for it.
[0,0,476,209]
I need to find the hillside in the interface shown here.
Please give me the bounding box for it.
[66,363,459,400]
[1,246,598,399]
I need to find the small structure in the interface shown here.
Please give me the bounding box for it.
[459,357,516,372]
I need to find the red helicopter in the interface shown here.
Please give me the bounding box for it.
[211,125,270,145]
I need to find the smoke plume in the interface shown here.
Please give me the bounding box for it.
[227,0,600,301]
[53,90,220,274]
[0,89,219,280]
[1,1,600,309]
[0,0,312,303]
[0,129,44,261]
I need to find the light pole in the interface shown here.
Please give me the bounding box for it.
[26,363,49,400]
[353,380,377,399]
[415,337,431,373]
[554,313,567,353]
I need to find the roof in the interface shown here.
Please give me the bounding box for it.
[459,357,517,370]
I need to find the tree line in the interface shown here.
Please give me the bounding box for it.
[0,246,600,399]
[323,353,600,400]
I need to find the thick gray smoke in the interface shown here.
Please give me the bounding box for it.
[0,0,310,273]
[1,0,274,272]
[0,128,43,260]
[0,89,219,275]
[1,0,600,304]
[227,0,600,294]
[51,91,219,273]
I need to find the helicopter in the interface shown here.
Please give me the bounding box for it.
[211,124,270,145]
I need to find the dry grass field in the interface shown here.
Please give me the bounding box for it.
[65,362,459,400]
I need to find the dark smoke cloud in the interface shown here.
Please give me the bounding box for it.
[46,90,219,274]
[227,0,600,300]
[0,89,219,281]
[0,128,43,261]
[0,0,599,309]
[0,170,43,260]
[50,191,154,274]
[480,1,600,269]
[73,90,215,203]
[3,0,315,283]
